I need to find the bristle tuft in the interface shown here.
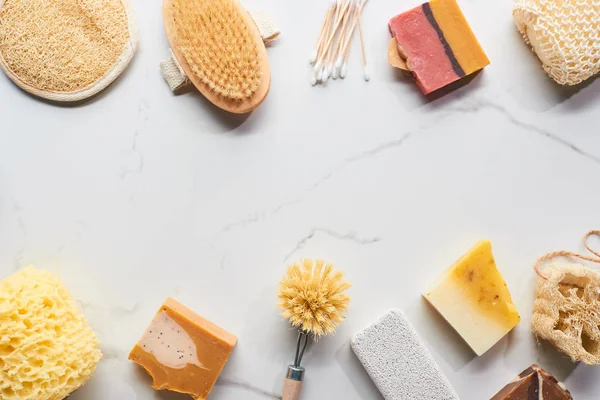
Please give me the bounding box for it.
[278,259,351,337]
[168,0,262,100]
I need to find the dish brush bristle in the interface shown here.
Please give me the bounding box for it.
[168,0,262,100]
[278,259,351,338]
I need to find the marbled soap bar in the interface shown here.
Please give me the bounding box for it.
[388,0,489,94]
[491,364,572,399]
[129,298,236,399]
[423,240,520,355]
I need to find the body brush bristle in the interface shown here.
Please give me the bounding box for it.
[278,259,351,337]
[166,0,262,101]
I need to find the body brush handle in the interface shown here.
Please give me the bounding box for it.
[283,366,305,400]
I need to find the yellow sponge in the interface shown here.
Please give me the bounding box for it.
[0,267,102,400]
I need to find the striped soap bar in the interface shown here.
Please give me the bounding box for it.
[388,0,489,94]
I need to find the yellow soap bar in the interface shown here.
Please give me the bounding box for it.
[423,241,520,355]
[129,298,237,399]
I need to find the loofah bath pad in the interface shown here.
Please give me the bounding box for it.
[513,0,600,85]
[0,267,102,400]
[0,0,138,102]
[162,0,277,113]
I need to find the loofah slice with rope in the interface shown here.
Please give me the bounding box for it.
[0,0,138,102]
[532,230,600,364]
[162,0,277,114]
[513,0,600,85]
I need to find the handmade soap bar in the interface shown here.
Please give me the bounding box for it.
[491,364,572,399]
[388,0,489,94]
[351,310,459,400]
[129,298,237,399]
[423,240,520,355]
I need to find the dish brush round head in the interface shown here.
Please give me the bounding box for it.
[0,0,137,102]
[0,267,102,400]
[532,263,600,364]
[164,0,270,113]
[278,259,351,338]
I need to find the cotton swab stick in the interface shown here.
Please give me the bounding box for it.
[313,0,341,75]
[315,0,350,72]
[339,0,360,78]
[317,0,350,83]
[311,6,334,84]
[331,2,353,79]
[310,0,337,65]
[340,0,367,78]
[357,10,369,81]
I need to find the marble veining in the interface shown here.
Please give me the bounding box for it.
[1,0,600,399]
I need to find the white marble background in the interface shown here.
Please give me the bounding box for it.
[1,0,600,399]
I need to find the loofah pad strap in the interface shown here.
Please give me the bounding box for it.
[161,10,279,93]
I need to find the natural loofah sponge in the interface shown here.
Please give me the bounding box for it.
[532,263,600,364]
[0,267,102,400]
[513,0,600,85]
[0,0,137,102]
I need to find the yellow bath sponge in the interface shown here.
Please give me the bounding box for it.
[0,267,102,400]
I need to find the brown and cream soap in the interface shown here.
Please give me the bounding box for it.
[129,298,237,399]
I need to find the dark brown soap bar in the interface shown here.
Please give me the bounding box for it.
[491,364,572,400]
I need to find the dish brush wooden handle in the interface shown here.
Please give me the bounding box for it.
[282,365,305,400]
[283,378,303,400]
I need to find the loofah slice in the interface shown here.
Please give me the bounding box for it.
[163,0,271,114]
[0,267,102,400]
[532,263,600,364]
[0,0,138,102]
[513,0,600,85]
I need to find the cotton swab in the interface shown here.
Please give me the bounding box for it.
[315,0,350,72]
[310,0,337,64]
[340,0,367,79]
[309,0,369,85]
[357,8,369,81]
[331,1,353,79]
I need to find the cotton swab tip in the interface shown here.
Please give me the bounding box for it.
[332,66,340,80]
[335,57,343,70]
[313,61,322,74]
[309,49,318,65]
[363,65,371,81]
[322,67,329,83]
[310,71,318,86]
[340,63,348,79]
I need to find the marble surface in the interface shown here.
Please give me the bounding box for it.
[1,0,600,399]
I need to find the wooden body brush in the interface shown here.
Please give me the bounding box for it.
[278,259,351,400]
[163,0,271,114]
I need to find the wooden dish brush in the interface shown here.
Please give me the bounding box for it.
[278,259,351,400]
[162,0,274,114]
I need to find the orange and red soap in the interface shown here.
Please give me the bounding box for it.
[389,0,490,94]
